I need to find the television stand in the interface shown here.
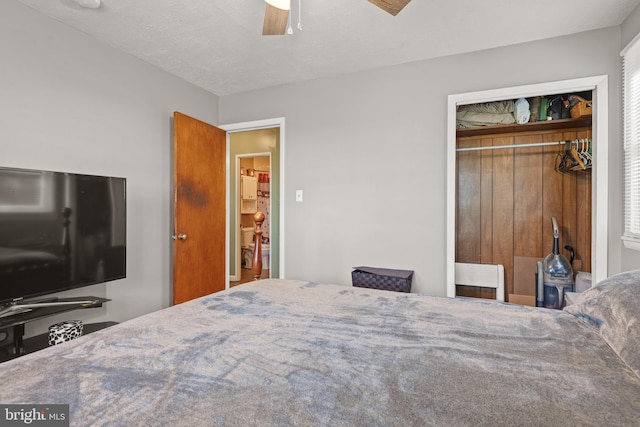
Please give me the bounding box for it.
[0,296,110,362]
[0,298,100,319]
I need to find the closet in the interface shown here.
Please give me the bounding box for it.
[455,95,592,303]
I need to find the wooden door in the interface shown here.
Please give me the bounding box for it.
[173,112,226,304]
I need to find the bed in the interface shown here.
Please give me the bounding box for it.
[0,271,639,426]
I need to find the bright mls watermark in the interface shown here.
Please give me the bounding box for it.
[0,405,69,426]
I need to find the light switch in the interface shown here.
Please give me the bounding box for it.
[296,190,303,202]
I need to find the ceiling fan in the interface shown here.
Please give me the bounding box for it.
[262,0,412,35]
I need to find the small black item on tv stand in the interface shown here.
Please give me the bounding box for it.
[0,296,110,362]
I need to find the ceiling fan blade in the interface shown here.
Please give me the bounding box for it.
[262,3,290,36]
[367,0,412,16]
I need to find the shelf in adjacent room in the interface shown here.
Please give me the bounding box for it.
[456,117,592,138]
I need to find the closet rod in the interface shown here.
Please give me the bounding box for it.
[456,141,565,152]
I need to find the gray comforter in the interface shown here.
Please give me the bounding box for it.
[1,278,639,426]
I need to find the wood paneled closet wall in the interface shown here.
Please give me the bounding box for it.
[456,120,592,301]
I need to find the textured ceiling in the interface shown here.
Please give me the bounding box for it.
[15,0,640,96]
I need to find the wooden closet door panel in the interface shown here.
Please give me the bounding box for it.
[480,138,494,264]
[456,138,482,263]
[514,134,543,258]
[576,171,592,272]
[562,173,578,263]
[574,128,592,272]
[542,131,564,257]
[492,136,515,297]
[561,131,578,266]
[476,137,497,299]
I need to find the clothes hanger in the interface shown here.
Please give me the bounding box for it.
[555,141,575,172]
[576,139,590,166]
[570,140,587,170]
[580,138,593,168]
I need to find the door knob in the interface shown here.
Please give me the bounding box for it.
[177,233,187,240]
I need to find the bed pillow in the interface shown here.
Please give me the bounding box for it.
[564,269,640,378]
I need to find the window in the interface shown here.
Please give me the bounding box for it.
[622,36,640,250]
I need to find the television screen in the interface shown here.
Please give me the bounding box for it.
[0,167,126,304]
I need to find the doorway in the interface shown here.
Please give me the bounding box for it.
[221,118,285,290]
[446,76,609,298]
[232,152,272,286]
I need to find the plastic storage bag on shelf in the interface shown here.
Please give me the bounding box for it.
[515,97,531,124]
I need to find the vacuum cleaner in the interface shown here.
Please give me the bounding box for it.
[536,217,574,309]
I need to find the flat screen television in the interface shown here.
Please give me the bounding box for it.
[0,166,126,306]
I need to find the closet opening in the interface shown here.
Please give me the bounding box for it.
[446,76,609,304]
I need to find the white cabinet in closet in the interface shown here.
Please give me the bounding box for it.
[241,175,258,213]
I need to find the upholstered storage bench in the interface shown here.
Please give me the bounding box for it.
[351,266,414,293]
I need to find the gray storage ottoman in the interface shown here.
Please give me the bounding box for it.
[351,266,414,293]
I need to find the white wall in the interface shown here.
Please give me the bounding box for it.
[1,1,218,336]
[623,2,640,47]
[621,3,640,272]
[220,27,632,295]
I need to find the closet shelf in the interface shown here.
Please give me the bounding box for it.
[456,117,592,138]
